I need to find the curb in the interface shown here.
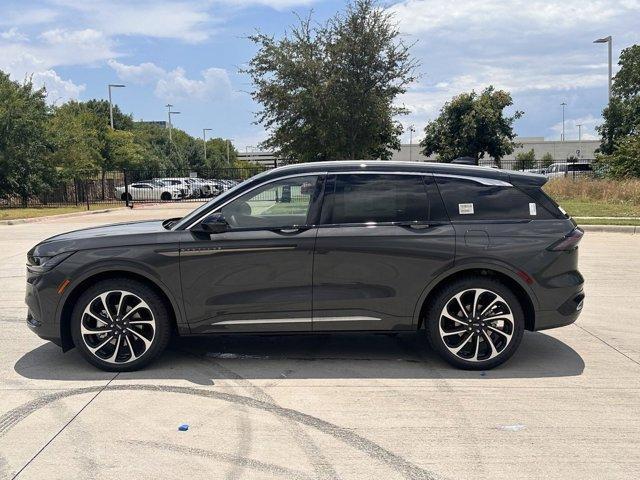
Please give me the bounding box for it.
[0,207,127,225]
[580,224,637,234]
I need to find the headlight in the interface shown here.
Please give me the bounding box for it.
[27,251,75,273]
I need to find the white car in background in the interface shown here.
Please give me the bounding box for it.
[155,178,193,198]
[545,162,593,179]
[185,178,222,197]
[115,181,185,201]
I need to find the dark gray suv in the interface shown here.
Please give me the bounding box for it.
[26,161,585,371]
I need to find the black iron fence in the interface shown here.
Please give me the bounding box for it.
[0,160,594,209]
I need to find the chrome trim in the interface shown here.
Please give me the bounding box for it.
[212,316,381,326]
[181,246,296,257]
[314,316,381,322]
[433,173,512,187]
[185,172,327,230]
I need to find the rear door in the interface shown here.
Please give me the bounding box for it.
[312,173,455,331]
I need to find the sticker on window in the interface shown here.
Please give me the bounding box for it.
[529,203,537,216]
[459,203,474,215]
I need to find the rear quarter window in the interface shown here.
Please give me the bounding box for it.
[435,176,559,221]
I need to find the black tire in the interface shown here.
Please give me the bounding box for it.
[120,193,132,201]
[160,192,172,201]
[424,276,525,370]
[71,278,172,372]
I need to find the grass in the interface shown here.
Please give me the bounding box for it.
[0,206,93,221]
[544,178,640,223]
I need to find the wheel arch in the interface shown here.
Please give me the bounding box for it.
[413,265,537,332]
[57,267,185,351]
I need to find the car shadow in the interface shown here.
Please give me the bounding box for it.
[14,331,584,385]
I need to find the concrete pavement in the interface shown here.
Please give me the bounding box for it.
[0,205,639,480]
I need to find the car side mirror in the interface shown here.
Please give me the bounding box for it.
[196,213,230,234]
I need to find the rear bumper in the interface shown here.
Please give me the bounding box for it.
[534,289,585,331]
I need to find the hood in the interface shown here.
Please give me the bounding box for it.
[31,220,167,257]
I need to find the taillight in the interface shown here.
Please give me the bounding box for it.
[548,227,584,251]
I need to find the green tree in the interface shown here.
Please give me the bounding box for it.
[514,149,535,170]
[244,0,417,162]
[204,138,237,170]
[84,99,134,131]
[420,86,523,166]
[597,44,640,154]
[0,72,56,205]
[595,134,640,178]
[541,152,554,169]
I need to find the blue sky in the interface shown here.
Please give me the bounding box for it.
[1,1,639,150]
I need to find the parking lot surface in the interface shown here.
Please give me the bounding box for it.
[1,205,639,480]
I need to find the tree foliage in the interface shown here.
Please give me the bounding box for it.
[514,149,535,170]
[595,134,640,178]
[0,72,56,204]
[597,44,640,155]
[244,0,417,162]
[420,86,523,166]
[541,152,554,169]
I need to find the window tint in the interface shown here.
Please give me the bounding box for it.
[219,175,318,229]
[435,176,555,220]
[322,174,429,224]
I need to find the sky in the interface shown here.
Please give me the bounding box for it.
[1,0,639,150]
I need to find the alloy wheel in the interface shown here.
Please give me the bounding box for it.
[80,290,156,364]
[438,288,515,362]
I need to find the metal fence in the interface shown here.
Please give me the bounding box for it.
[0,159,594,209]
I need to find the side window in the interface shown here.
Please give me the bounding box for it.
[435,176,555,220]
[321,174,429,225]
[219,175,319,229]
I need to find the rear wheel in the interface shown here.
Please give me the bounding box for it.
[424,277,524,370]
[160,192,172,201]
[71,279,171,371]
[120,193,132,201]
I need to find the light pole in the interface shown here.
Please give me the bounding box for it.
[166,104,180,142]
[226,139,233,164]
[408,125,416,162]
[576,123,583,159]
[560,102,567,141]
[108,84,125,129]
[202,128,212,162]
[593,36,612,103]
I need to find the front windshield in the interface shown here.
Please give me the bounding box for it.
[171,170,273,230]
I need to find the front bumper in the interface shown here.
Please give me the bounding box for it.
[25,267,64,346]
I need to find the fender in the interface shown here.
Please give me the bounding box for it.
[55,259,188,336]
[410,258,541,327]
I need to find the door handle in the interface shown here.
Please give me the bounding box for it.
[398,222,432,230]
[274,226,310,234]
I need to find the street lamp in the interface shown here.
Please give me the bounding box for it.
[560,102,567,141]
[108,84,125,129]
[576,123,583,159]
[594,36,612,103]
[202,128,212,161]
[226,138,233,164]
[166,104,180,142]
[408,125,416,162]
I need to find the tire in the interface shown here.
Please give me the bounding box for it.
[120,193,132,201]
[71,279,172,371]
[160,192,172,201]
[424,276,524,370]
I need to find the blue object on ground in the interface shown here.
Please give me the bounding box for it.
[178,424,189,431]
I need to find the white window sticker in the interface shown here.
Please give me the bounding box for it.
[529,203,537,216]
[459,203,474,215]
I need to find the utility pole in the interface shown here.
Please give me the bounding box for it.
[593,36,613,104]
[226,139,232,164]
[561,102,567,141]
[166,104,180,142]
[202,128,212,163]
[108,84,125,129]
[408,125,416,162]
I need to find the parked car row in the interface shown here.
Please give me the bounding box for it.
[524,162,593,178]
[115,177,239,202]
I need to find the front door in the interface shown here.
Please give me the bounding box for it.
[181,174,323,334]
[312,173,455,331]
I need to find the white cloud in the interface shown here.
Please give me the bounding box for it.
[388,0,637,36]
[108,60,234,101]
[31,69,86,104]
[1,28,28,42]
[549,115,600,141]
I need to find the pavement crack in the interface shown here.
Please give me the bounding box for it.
[573,323,640,368]
[10,372,120,479]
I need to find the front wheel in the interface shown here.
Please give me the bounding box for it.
[71,279,171,371]
[160,192,172,201]
[424,277,524,370]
